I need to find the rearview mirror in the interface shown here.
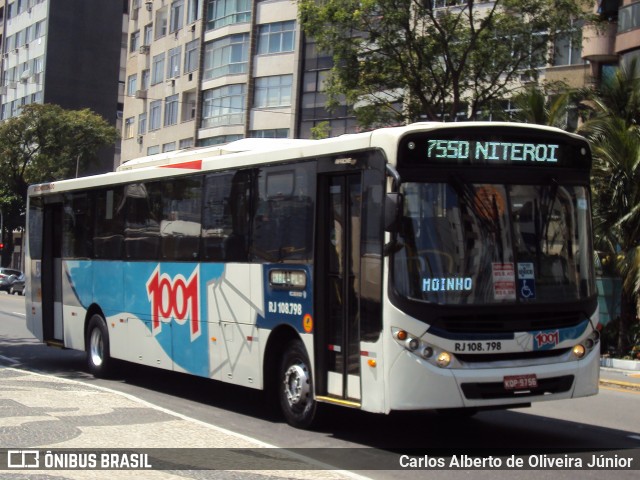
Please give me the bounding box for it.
[384,192,403,233]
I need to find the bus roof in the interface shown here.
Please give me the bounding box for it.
[27,122,585,197]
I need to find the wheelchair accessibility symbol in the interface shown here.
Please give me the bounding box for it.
[517,262,536,300]
[520,280,535,299]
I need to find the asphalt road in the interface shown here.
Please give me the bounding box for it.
[1,292,639,479]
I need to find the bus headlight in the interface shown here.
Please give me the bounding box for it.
[573,330,600,359]
[436,351,452,367]
[392,327,453,368]
[572,344,586,359]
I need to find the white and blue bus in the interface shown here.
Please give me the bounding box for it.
[25,122,600,428]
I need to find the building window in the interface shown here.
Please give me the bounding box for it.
[152,53,165,84]
[127,74,137,97]
[206,0,250,31]
[257,21,295,55]
[138,112,147,135]
[187,0,200,24]
[202,84,246,128]
[254,75,293,108]
[185,39,199,73]
[147,145,161,155]
[203,34,249,80]
[619,3,640,33]
[553,22,584,66]
[198,134,243,147]
[155,7,168,39]
[250,129,289,138]
[144,24,153,46]
[168,47,181,78]
[170,0,184,33]
[179,137,194,149]
[164,94,179,126]
[150,100,162,130]
[130,30,140,53]
[182,91,197,121]
[141,69,150,90]
[163,142,177,152]
[124,117,135,139]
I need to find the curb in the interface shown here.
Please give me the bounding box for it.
[599,379,640,391]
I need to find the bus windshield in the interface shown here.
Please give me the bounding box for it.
[392,181,595,305]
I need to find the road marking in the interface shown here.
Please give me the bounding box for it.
[11,312,26,317]
[0,354,19,365]
[0,366,368,479]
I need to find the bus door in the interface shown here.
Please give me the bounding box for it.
[41,201,64,345]
[316,173,363,404]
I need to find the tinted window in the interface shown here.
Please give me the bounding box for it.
[160,177,203,260]
[123,183,162,260]
[251,163,315,263]
[63,192,94,259]
[94,188,125,260]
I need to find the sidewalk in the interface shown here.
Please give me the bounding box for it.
[1,362,637,479]
[599,365,640,391]
[0,366,355,479]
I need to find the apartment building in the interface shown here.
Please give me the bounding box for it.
[121,0,305,162]
[583,0,640,84]
[0,0,125,173]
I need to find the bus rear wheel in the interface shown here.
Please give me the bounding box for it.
[279,339,317,429]
[86,314,113,378]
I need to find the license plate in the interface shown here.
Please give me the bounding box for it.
[504,374,538,390]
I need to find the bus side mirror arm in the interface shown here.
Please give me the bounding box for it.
[384,164,404,256]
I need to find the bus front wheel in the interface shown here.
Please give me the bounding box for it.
[279,339,317,429]
[86,314,113,378]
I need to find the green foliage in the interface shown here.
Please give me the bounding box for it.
[580,60,640,355]
[310,121,332,139]
[0,104,118,201]
[0,104,119,258]
[298,0,594,128]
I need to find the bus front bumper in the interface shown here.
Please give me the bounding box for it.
[387,346,600,411]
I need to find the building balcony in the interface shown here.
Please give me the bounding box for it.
[582,21,618,62]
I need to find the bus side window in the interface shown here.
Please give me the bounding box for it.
[251,163,315,263]
[160,176,202,261]
[94,188,125,260]
[202,171,250,262]
[63,192,94,260]
[123,183,162,260]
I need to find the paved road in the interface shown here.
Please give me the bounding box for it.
[1,292,639,479]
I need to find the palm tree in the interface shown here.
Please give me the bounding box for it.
[509,85,578,130]
[580,60,640,355]
[587,119,640,354]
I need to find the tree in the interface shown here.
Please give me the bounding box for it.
[298,0,593,128]
[505,84,581,131]
[0,104,119,265]
[580,61,640,356]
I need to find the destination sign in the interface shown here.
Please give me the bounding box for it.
[427,139,559,163]
[398,127,591,169]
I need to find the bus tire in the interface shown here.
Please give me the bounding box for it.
[279,339,317,429]
[86,314,113,378]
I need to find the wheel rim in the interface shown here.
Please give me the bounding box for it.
[283,363,310,407]
[89,328,104,368]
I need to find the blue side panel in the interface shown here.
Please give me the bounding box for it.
[258,265,314,333]
[63,261,313,377]
[530,319,590,351]
[65,261,94,308]
[122,262,225,377]
[93,261,124,315]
